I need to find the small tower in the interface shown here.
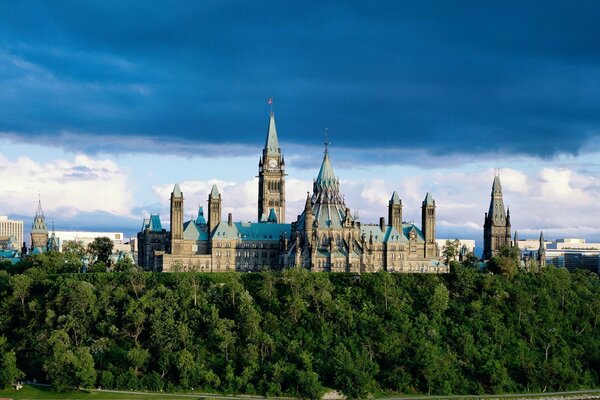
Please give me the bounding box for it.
[196,206,207,225]
[31,197,49,251]
[513,230,522,263]
[538,231,546,267]
[421,192,436,258]
[258,111,286,223]
[483,174,511,260]
[388,191,402,232]
[208,184,222,234]
[304,192,314,243]
[170,184,184,254]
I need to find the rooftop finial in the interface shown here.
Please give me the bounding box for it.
[324,128,330,154]
[267,97,273,114]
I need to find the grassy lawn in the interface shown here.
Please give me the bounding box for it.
[0,384,206,400]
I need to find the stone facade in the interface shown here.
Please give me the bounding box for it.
[138,112,444,273]
[282,149,444,273]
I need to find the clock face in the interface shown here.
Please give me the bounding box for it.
[268,158,278,169]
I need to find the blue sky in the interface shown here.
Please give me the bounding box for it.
[1,1,600,248]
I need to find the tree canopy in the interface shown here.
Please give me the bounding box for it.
[0,264,599,398]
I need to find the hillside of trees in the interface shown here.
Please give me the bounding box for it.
[1,257,600,399]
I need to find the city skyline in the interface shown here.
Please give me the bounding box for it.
[2,2,600,247]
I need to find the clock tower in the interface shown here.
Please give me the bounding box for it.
[258,111,286,222]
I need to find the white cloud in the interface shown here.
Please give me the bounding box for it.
[0,153,133,218]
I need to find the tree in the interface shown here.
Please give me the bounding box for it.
[62,240,86,272]
[442,239,461,264]
[0,336,23,388]
[488,256,517,276]
[87,237,114,266]
[114,255,136,272]
[44,330,97,391]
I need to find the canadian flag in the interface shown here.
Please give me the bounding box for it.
[267,97,272,105]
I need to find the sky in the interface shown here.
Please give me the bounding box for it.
[1,1,600,250]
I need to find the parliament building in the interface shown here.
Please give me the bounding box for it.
[138,112,446,273]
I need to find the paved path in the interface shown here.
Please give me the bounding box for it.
[380,388,600,399]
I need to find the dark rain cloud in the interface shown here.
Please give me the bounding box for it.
[1,1,600,161]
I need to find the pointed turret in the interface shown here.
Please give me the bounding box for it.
[483,173,511,260]
[304,192,312,213]
[31,196,49,250]
[423,192,435,206]
[208,184,222,234]
[196,206,206,225]
[421,192,436,257]
[170,183,184,250]
[538,231,546,267]
[388,191,402,232]
[513,230,519,247]
[32,198,47,231]
[172,183,182,197]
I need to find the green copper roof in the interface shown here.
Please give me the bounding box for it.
[264,112,280,155]
[358,223,424,244]
[390,191,401,205]
[316,151,336,186]
[267,208,278,223]
[212,221,291,241]
[196,206,206,225]
[210,184,220,197]
[144,214,163,232]
[31,199,48,233]
[423,192,434,206]
[183,219,209,241]
[172,183,182,197]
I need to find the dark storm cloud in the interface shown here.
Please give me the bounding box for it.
[1,1,600,161]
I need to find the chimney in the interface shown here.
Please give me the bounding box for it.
[379,217,385,231]
[228,213,232,226]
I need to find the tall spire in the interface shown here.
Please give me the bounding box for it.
[313,144,342,204]
[32,196,48,232]
[264,112,280,156]
[487,174,507,225]
[390,191,401,205]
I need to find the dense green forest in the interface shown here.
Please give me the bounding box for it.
[1,255,600,399]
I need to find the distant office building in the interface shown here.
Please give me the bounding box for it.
[517,237,600,272]
[54,231,124,251]
[0,215,24,249]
